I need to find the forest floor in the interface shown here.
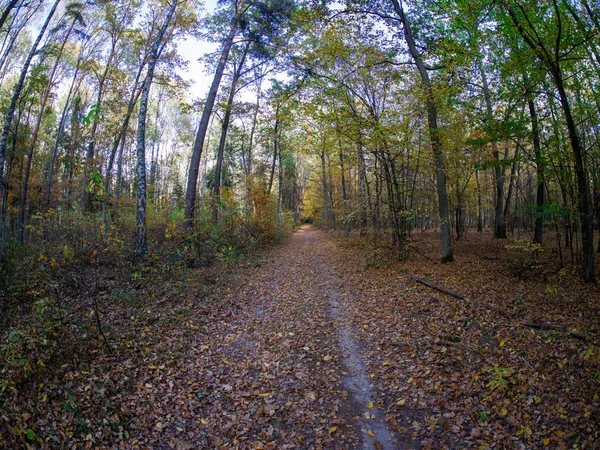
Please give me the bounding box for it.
[2,225,600,449]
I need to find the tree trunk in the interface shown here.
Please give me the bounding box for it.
[184,22,237,228]
[506,5,596,281]
[212,43,249,222]
[476,169,483,232]
[528,95,545,244]
[479,59,506,239]
[135,0,177,256]
[503,146,520,222]
[390,0,453,262]
[0,0,61,231]
[0,0,20,31]
[83,41,117,211]
[267,104,280,195]
[339,142,349,235]
[321,146,329,228]
[46,51,84,206]
[357,140,368,228]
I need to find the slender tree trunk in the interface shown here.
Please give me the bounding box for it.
[321,145,329,228]
[390,0,453,262]
[0,0,34,80]
[277,135,283,225]
[135,0,177,256]
[18,13,79,220]
[479,60,507,239]
[212,43,249,222]
[246,79,262,177]
[46,56,83,206]
[0,0,61,231]
[503,146,520,222]
[506,5,596,281]
[83,44,115,211]
[476,168,483,232]
[339,142,349,235]
[528,95,545,244]
[184,22,237,228]
[106,67,144,188]
[357,140,368,228]
[267,104,280,195]
[0,0,20,31]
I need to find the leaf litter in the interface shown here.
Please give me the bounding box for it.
[1,225,598,449]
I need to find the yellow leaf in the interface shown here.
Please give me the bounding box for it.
[499,340,505,347]
[543,438,550,446]
[366,430,375,438]
[396,399,406,407]
[323,355,332,362]
[501,408,508,417]
[367,402,373,409]
[382,362,390,366]
[329,426,337,435]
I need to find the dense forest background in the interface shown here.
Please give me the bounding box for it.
[1,0,600,274]
[1,0,600,446]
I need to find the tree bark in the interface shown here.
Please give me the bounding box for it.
[528,94,545,244]
[476,169,483,232]
[267,103,280,195]
[184,22,237,228]
[135,0,177,256]
[479,59,507,239]
[0,0,20,31]
[46,50,84,206]
[390,0,453,262]
[321,145,329,228]
[212,43,249,222]
[0,0,61,231]
[506,3,596,281]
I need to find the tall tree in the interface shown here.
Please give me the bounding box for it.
[503,0,596,282]
[389,0,454,262]
[0,0,62,232]
[135,0,180,256]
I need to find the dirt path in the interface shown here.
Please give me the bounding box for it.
[193,225,418,449]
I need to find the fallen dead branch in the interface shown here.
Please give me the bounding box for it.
[524,322,587,341]
[407,275,465,300]
[406,274,593,341]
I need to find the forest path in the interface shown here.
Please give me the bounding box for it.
[207,225,418,449]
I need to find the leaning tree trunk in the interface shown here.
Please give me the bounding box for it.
[0,0,20,31]
[390,0,453,262]
[0,0,61,232]
[135,0,178,256]
[212,43,249,223]
[184,22,237,228]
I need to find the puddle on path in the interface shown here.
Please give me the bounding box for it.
[330,297,398,450]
